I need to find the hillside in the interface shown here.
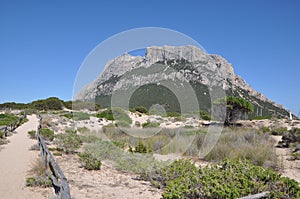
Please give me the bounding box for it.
[77,46,290,118]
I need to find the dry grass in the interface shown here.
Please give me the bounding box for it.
[27,158,46,177]
[203,128,278,168]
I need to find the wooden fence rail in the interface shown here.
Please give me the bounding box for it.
[0,111,26,137]
[37,115,71,199]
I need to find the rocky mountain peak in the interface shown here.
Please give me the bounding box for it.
[75,45,289,118]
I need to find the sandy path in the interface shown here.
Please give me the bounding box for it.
[272,136,300,183]
[0,115,48,199]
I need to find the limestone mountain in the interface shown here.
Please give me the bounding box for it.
[75,45,290,118]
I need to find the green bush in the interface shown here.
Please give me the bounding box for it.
[30,97,63,110]
[78,151,101,170]
[166,112,181,117]
[133,142,148,153]
[134,106,148,114]
[26,176,52,187]
[0,130,4,139]
[28,130,36,139]
[142,122,160,128]
[84,140,166,174]
[271,127,288,135]
[0,113,18,126]
[63,112,90,121]
[97,108,132,124]
[142,159,300,199]
[55,130,82,153]
[260,126,271,133]
[39,128,54,141]
[199,110,211,120]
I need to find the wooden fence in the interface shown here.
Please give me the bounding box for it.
[37,115,71,199]
[0,111,26,137]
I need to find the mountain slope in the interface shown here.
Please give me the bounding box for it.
[76,45,290,118]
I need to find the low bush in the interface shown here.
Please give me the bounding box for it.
[142,122,160,128]
[203,129,277,168]
[0,113,18,126]
[97,108,132,124]
[26,176,52,187]
[28,130,36,139]
[63,112,90,121]
[78,151,101,170]
[39,128,55,141]
[55,130,82,154]
[84,140,166,173]
[260,126,271,133]
[142,159,300,199]
[26,158,52,187]
[271,127,288,136]
[133,106,148,114]
[199,110,211,120]
[0,130,4,139]
[133,142,148,153]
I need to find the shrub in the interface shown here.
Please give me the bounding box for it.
[39,128,55,141]
[63,112,90,121]
[78,151,101,170]
[134,106,148,114]
[115,120,131,128]
[0,130,4,139]
[166,112,181,117]
[133,142,148,153]
[260,126,271,133]
[142,159,300,199]
[271,127,288,136]
[30,97,63,111]
[77,126,90,134]
[199,110,211,120]
[0,113,18,126]
[84,140,166,174]
[28,130,36,139]
[26,158,52,187]
[97,108,132,125]
[203,129,277,168]
[26,176,52,187]
[55,130,82,154]
[142,122,160,128]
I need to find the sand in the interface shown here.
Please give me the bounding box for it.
[0,115,49,199]
[56,155,162,199]
[272,135,300,183]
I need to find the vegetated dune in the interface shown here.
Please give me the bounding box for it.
[23,110,300,198]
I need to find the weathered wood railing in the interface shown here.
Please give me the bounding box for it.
[37,115,71,199]
[0,111,26,137]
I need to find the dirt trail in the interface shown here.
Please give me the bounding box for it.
[0,115,48,199]
[272,135,300,183]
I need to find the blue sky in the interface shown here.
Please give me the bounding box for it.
[0,0,299,114]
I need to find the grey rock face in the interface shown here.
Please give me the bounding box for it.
[75,45,285,111]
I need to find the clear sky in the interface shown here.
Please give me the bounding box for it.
[0,0,299,115]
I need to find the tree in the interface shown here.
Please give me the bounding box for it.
[213,96,254,125]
